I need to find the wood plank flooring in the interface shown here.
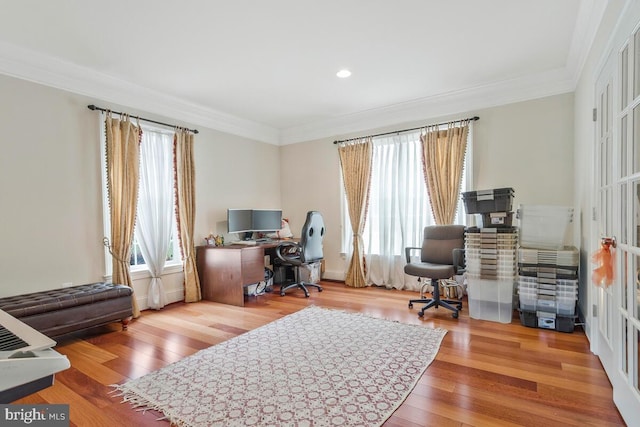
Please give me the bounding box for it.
[15,281,626,426]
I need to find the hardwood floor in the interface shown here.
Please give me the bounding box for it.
[15,281,626,426]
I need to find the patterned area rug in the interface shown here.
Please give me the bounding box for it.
[113,306,447,427]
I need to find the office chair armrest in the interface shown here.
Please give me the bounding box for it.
[405,247,421,264]
[276,241,302,266]
[452,248,466,274]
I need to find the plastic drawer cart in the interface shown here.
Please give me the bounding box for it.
[516,246,579,332]
[465,227,518,323]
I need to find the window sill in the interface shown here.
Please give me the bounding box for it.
[104,262,184,282]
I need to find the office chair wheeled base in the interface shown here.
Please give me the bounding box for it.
[408,279,462,319]
[280,282,323,298]
[409,299,462,318]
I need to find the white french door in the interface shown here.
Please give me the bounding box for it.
[594,51,614,377]
[594,22,640,422]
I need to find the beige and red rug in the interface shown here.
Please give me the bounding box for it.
[113,306,446,427]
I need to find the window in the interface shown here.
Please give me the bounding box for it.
[129,235,177,267]
[101,121,182,275]
[340,128,469,289]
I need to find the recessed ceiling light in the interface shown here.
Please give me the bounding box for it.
[336,69,352,78]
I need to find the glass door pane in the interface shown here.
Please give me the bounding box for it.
[622,115,628,178]
[622,182,628,245]
[634,105,640,173]
[635,181,640,247]
[623,317,629,375]
[634,30,640,98]
[635,254,640,321]
[624,252,629,311]
[622,45,629,108]
[636,326,640,391]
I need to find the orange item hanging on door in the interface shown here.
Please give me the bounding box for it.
[592,241,615,287]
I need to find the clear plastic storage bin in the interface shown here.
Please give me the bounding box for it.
[518,205,573,250]
[467,278,516,323]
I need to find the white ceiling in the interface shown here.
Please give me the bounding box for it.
[0,0,605,144]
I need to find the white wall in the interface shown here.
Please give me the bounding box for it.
[194,128,281,242]
[573,0,627,338]
[472,94,574,209]
[0,75,104,295]
[0,73,281,310]
[279,138,344,279]
[0,45,594,308]
[280,93,576,280]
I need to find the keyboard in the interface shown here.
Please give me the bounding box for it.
[232,239,275,245]
[255,238,274,243]
[0,309,71,401]
[232,240,257,245]
[0,309,55,354]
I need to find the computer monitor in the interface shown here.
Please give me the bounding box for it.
[227,209,282,239]
[252,209,282,232]
[227,209,253,233]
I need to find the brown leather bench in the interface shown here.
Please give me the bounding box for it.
[0,282,133,340]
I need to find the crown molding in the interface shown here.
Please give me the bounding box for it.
[280,1,606,145]
[279,67,576,145]
[0,41,280,145]
[0,0,604,147]
[565,0,608,84]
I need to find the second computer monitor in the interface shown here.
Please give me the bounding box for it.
[252,209,282,232]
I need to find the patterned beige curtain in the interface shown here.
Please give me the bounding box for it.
[420,120,469,225]
[105,114,141,318]
[174,129,201,302]
[338,139,373,288]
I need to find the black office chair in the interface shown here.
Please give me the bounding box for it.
[405,225,466,318]
[275,211,325,297]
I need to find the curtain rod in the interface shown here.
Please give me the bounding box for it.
[87,104,199,134]
[333,115,479,144]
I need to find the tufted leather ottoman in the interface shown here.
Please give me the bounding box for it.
[0,282,133,340]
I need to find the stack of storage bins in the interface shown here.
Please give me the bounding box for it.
[465,228,518,323]
[516,204,577,332]
[462,188,517,324]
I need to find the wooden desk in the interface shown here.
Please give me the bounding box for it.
[196,243,282,307]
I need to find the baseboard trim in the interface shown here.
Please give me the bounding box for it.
[136,288,185,311]
[322,270,345,281]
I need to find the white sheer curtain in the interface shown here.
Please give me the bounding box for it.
[342,130,467,291]
[135,127,175,309]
